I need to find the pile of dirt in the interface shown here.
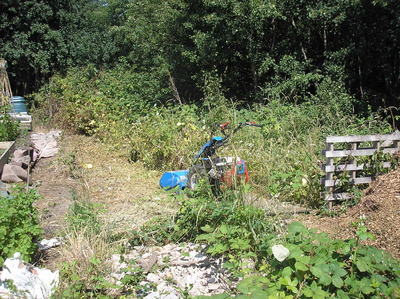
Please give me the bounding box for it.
[297,168,400,260]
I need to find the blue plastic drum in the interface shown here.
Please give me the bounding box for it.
[10,96,28,113]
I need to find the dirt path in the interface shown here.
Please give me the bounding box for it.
[29,132,178,268]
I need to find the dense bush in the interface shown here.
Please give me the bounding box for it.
[0,105,20,142]
[33,64,171,136]
[0,186,43,265]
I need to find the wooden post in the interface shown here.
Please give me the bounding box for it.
[349,142,357,185]
[0,58,13,106]
[325,141,334,209]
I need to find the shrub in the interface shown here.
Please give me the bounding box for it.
[0,105,20,141]
[207,220,400,298]
[0,186,43,265]
[128,105,207,170]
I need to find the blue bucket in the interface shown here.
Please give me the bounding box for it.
[10,96,28,113]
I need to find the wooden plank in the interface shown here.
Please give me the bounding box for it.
[325,142,334,209]
[322,177,372,187]
[326,133,400,143]
[324,147,400,158]
[0,141,15,175]
[323,162,392,172]
[324,193,352,201]
[322,132,400,207]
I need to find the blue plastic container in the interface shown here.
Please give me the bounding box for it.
[10,96,28,113]
[159,170,189,190]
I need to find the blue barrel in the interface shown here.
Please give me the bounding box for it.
[159,170,189,190]
[10,96,28,113]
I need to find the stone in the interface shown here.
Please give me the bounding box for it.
[111,242,233,298]
[1,164,27,182]
[139,252,158,273]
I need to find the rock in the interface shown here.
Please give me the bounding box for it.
[1,164,27,182]
[111,242,233,298]
[139,252,158,273]
[146,273,161,283]
[10,155,31,169]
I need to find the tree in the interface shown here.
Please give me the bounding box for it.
[0,0,123,95]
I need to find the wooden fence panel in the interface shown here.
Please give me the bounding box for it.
[321,131,400,207]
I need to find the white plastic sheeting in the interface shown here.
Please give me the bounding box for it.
[0,253,59,299]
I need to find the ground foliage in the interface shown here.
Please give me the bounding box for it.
[0,186,43,265]
[3,132,396,298]
[131,188,400,298]
[0,105,19,142]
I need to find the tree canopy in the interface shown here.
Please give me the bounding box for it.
[1,0,399,113]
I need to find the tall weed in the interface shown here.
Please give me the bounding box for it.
[33,65,393,207]
[57,190,120,297]
[128,105,207,170]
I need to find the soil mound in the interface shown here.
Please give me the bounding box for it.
[298,167,400,260]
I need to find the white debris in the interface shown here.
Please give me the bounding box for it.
[111,243,232,298]
[272,244,290,262]
[38,238,61,251]
[30,130,62,159]
[0,252,59,299]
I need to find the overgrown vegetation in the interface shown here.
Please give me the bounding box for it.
[2,0,400,297]
[126,187,400,298]
[0,105,20,142]
[55,190,119,297]
[33,67,392,207]
[0,186,43,265]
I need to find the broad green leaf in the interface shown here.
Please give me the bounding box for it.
[356,259,371,272]
[319,274,332,286]
[295,261,308,271]
[334,267,347,277]
[200,224,214,233]
[219,224,228,234]
[282,266,293,277]
[332,275,344,288]
[287,222,307,234]
[196,233,216,242]
[310,265,325,278]
[336,290,350,299]
[358,232,375,241]
[341,244,351,255]
[207,243,228,255]
[237,276,269,294]
[303,282,330,298]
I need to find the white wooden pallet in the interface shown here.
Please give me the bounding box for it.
[9,112,32,130]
